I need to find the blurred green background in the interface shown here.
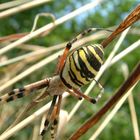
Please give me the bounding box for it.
[0,0,140,140]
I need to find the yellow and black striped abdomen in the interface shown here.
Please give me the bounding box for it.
[60,44,104,89]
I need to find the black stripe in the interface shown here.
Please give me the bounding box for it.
[29,83,49,92]
[60,73,72,89]
[6,96,14,102]
[17,92,24,98]
[41,130,46,136]
[71,54,90,81]
[19,88,25,92]
[77,50,95,79]
[36,83,48,90]
[66,42,72,49]
[81,48,98,77]
[81,28,92,36]
[8,90,15,96]
[53,119,58,125]
[93,44,104,60]
[69,57,84,87]
[8,88,25,96]
[51,126,55,130]
[45,120,49,126]
[86,46,102,71]
[51,136,55,139]
[68,70,82,87]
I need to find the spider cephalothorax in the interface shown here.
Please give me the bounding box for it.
[0,28,111,139]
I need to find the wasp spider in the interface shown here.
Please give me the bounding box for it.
[0,28,111,139]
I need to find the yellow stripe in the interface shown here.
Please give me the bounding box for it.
[79,49,97,76]
[62,60,79,88]
[70,56,88,84]
[88,46,103,64]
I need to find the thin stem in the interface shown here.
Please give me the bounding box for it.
[88,63,138,140]
[0,29,107,92]
[128,94,140,140]
[0,30,108,67]
[122,64,140,140]
[68,27,130,121]
[0,0,103,55]
[70,63,140,140]
[0,0,52,19]
[0,25,109,43]
[0,44,63,68]
[0,48,139,139]
[111,39,140,65]
[0,50,62,92]
[89,84,137,140]
[30,13,56,33]
[69,62,140,139]
[101,5,140,48]
[0,0,31,10]
[0,33,27,43]
[0,93,69,140]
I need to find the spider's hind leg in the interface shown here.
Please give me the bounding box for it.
[0,78,50,103]
[92,79,104,103]
[40,95,58,136]
[50,95,62,140]
[41,95,62,140]
[71,79,104,104]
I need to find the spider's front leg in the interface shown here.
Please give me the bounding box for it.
[0,78,50,103]
[57,28,100,73]
[56,28,112,73]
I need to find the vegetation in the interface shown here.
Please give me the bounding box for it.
[0,0,140,140]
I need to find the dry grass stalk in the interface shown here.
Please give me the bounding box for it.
[128,94,140,140]
[69,4,140,139]
[0,0,52,19]
[101,4,140,48]
[0,46,139,139]
[122,64,140,140]
[89,84,138,140]
[0,0,103,55]
[0,2,138,140]
[0,93,69,140]
[69,62,140,139]
[111,39,140,65]
[0,29,108,92]
[0,30,109,67]
[68,27,130,121]
[0,0,31,10]
[89,63,139,140]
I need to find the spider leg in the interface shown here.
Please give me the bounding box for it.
[71,79,104,104]
[57,28,112,73]
[41,95,58,136]
[34,87,49,102]
[92,79,104,103]
[72,88,97,104]
[67,89,82,100]
[0,78,50,103]
[6,87,51,131]
[50,95,62,140]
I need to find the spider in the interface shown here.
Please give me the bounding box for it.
[0,28,111,139]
